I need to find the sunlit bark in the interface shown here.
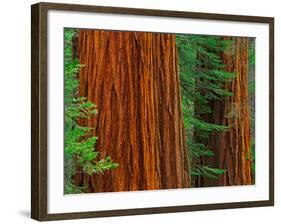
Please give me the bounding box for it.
[74,30,190,192]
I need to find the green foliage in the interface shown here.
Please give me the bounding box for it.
[64,28,118,194]
[64,181,85,194]
[248,38,256,180]
[249,39,256,66]
[83,156,119,176]
[250,139,255,174]
[191,166,225,179]
[177,35,232,184]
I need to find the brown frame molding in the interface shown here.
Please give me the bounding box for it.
[31,2,274,221]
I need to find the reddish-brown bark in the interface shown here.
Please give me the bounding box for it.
[204,37,252,186]
[74,30,190,192]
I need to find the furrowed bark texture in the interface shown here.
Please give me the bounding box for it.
[74,30,189,192]
[205,37,252,186]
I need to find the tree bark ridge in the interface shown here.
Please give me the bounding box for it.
[74,30,190,192]
[205,37,252,186]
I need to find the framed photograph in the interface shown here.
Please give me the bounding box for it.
[31,2,274,221]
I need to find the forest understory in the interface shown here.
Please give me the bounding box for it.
[64,29,255,194]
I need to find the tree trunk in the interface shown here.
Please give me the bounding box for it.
[205,37,252,186]
[74,30,190,192]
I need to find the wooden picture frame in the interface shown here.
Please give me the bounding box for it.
[31,2,274,221]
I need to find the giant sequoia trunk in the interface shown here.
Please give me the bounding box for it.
[204,37,252,186]
[74,30,189,192]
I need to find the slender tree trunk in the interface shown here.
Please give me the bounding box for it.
[74,30,190,192]
[204,37,252,186]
